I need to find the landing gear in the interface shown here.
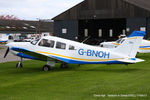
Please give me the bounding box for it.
[42,65,51,71]
[42,60,55,71]
[60,63,68,69]
[16,58,23,68]
[16,62,23,68]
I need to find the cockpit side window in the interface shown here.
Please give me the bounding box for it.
[56,42,66,49]
[69,45,75,50]
[38,39,55,48]
[31,38,40,45]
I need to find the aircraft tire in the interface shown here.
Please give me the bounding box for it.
[42,65,51,71]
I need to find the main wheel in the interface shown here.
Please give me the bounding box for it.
[16,62,23,68]
[60,63,68,69]
[42,65,51,71]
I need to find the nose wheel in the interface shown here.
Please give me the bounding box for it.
[16,58,23,68]
[16,62,23,68]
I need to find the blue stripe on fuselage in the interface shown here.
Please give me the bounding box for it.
[10,47,128,64]
[51,56,127,64]
[139,46,150,48]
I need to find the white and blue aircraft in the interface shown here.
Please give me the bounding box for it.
[0,33,10,43]
[100,31,150,53]
[4,31,145,71]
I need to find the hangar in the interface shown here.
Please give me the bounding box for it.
[52,0,150,45]
[0,19,53,34]
[0,19,53,41]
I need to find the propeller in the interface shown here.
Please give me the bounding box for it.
[4,47,9,58]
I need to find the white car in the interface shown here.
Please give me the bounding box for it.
[24,37,35,42]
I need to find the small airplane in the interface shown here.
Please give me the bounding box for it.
[100,31,150,53]
[0,33,10,43]
[4,31,145,71]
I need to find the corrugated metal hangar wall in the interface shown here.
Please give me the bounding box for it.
[53,0,150,44]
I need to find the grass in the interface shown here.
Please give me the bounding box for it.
[0,53,150,100]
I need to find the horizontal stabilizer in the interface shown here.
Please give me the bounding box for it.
[117,58,144,64]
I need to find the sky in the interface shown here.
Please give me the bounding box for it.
[0,0,83,20]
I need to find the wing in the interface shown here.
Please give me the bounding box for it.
[11,47,64,63]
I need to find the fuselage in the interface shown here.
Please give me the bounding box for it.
[7,36,131,64]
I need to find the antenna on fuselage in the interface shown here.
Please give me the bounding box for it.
[82,36,91,43]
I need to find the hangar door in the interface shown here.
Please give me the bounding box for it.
[78,19,126,45]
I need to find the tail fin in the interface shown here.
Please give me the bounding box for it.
[114,31,146,58]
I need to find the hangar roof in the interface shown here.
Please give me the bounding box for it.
[0,20,53,33]
[52,0,150,20]
[125,0,150,12]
